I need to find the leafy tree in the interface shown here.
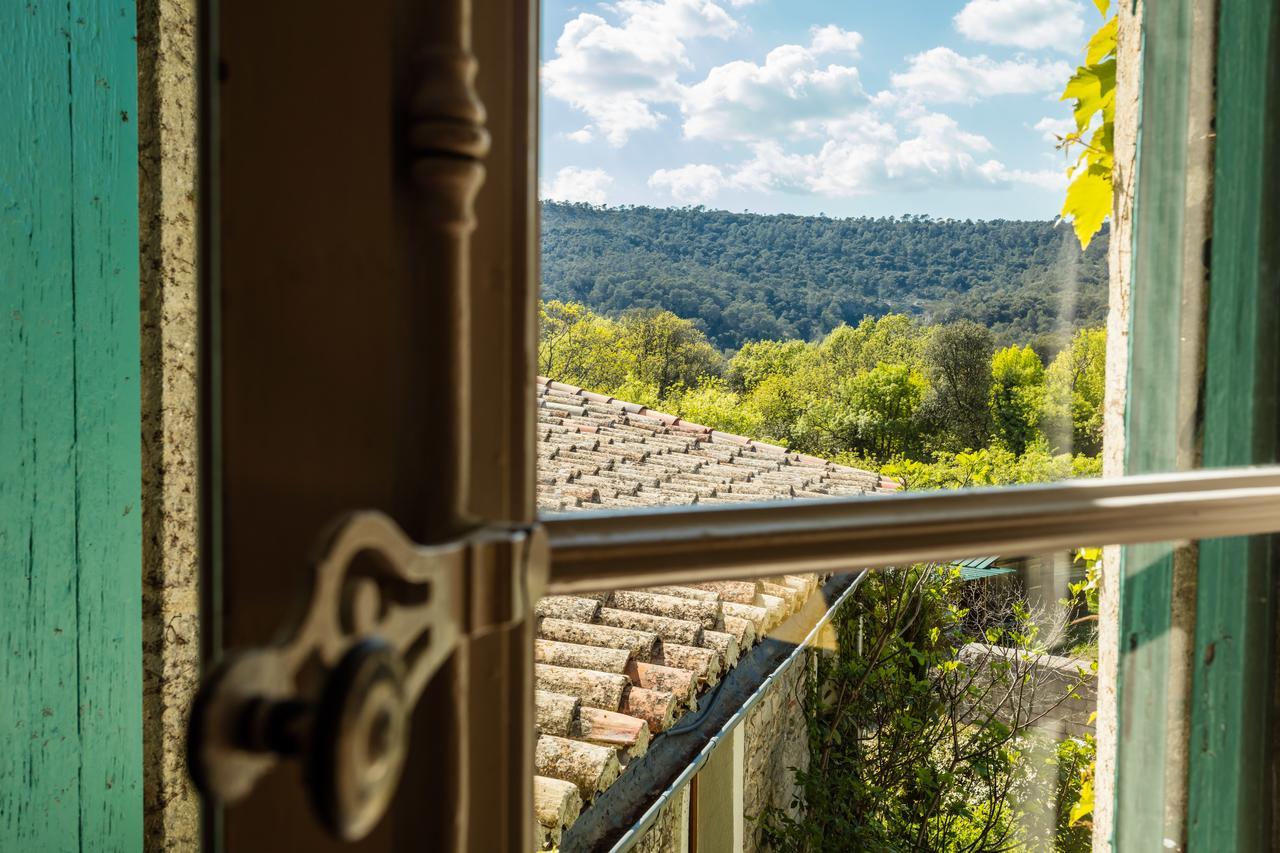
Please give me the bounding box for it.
[617,308,724,397]
[1043,328,1106,456]
[535,301,1107,490]
[727,338,811,393]
[990,345,1047,455]
[742,372,810,449]
[538,300,630,391]
[922,321,995,452]
[661,378,760,437]
[819,314,926,378]
[801,363,927,461]
[757,566,1092,852]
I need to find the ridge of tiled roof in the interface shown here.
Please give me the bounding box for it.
[532,377,898,849]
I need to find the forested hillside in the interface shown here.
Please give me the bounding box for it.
[541,202,1109,352]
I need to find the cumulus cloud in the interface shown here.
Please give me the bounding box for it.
[543,4,871,149]
[648,110,1055,202]
[731,141,827,193]
[649,164,728,203]
[680,41,866,142]
[809,25,863,57]
[544,9,1069,204]
[1010,168,1068,191]
[542,0,745,146]
[891,47,1071,103]
[882,113,994,186]
[1034,115,1075,142]
[541,166,614,204]
[954,0,1085,51]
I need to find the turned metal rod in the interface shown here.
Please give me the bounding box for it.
[542,467,1280,594]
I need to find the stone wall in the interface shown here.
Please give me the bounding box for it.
[137,0,201,847]
[958,643,1097,738]
[632,784,690,853]
[628,653,811,853]
[1094,2,1142,847]
[742,655,809,852]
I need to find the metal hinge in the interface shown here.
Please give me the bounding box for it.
[187,512,546,841]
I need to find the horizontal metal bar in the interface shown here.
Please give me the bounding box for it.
[543,467,1280,594]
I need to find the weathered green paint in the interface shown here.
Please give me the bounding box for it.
[1114,0,1197,846]
[1187,0,1280,848]
[1,0,142,848]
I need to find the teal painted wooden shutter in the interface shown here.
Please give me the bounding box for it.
[1188,0,1280,847]
[1119,0,1280,848]
[1,1,143,848]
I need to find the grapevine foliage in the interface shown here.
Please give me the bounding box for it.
[1059,1,1118,249]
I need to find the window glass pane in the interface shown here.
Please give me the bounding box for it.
[534,2,1129,850]
[537,0,1123,501]
[535,548,1107,851]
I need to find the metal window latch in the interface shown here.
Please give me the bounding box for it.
[187,512,546,841]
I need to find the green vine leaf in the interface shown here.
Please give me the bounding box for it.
[1086,15,1118,64]
[1062,59,1116,131]
[1069,777,1095,826]
[1062,169,1111,249]
[1059,9,1118,249]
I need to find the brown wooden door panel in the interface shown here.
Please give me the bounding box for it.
[211,0,533,848]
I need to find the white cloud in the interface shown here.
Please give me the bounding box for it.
[543,7,870,149]
[954,0,1085,51]
[649,164,728,203]
[651,110,1046,201]
[1034,115,1075,142]
[731,140,837,193]
[809,25,863,57]
[891,47,1071,103]
[983,163,1069,191]
[542,0,745,146]
[546,12,1070,205]
[541,166,614,204]
[998,165,1070,189]
[680,40,866,142]
[883,113,994,187]
[646,146,812,203]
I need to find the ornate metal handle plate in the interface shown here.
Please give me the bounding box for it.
[188,512,540,840]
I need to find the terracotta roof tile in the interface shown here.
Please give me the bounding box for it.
[531,377,887,847]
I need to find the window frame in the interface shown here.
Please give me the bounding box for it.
[516,0,1280,848]
[1183,0,1280,847]
[200,0,1280,848]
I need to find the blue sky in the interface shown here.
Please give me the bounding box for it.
[539,0,1094,220]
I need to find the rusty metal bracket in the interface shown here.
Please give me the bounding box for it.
[187,512,543,841]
